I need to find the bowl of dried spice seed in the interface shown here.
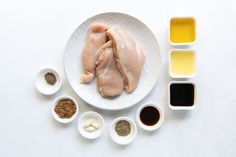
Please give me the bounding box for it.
[109,117,137,145]
[35,67,62,95]
[52,96,79,124]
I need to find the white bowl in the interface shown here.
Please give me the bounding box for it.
[168,81,197,110]
[136,103,164,131]
[110,117,137,145]
[77,111,105,139]
[35,67,62,95]
[52,96,79,123]
[168,17,197,46]
[168,49,197,79]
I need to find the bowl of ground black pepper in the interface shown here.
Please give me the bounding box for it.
[52,96,79,124]
[35,67,62,95]
[109,117,137,145]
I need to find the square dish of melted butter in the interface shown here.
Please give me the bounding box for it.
[169,17,196,45]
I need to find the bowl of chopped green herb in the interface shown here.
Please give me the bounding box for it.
[109,117,137,145]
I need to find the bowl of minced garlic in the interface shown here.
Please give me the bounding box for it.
[52,96,79,124]
[77,111,105,139]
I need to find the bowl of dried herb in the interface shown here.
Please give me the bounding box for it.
[109,117,137,145]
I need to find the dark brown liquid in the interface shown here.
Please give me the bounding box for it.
[140,106,160,126]
[170,83,194,106]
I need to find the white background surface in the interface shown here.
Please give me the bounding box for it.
[0,0,236,157]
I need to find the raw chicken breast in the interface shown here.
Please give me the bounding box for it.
[96,41,124,97]
[106,26,145,92]
[80,23,108,84]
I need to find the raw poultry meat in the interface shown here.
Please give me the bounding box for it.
[96,41,124,97]
[80,23,108,84]
[80,24,145,97]
[106,26,145,92]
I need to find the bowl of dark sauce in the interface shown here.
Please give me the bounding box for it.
[168,81,196,110]
[136,103,164,131]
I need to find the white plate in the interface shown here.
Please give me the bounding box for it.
[64,12,161,110]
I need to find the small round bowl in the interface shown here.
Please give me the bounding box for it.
[136,103,164,131]
[35,67,62,95]
[110,117,137,145]
[77,111,105,139]
[52,96,79,124]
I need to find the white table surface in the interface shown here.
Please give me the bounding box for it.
[0,0,236,157]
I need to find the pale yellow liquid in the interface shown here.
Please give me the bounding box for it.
[170,18,196,43]
[170,51,196,75]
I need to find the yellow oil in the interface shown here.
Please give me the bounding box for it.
[170,50,196,76]
[170,18,196,43]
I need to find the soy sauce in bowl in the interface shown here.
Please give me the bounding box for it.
[140,106,160,126]
[136,104,164,131]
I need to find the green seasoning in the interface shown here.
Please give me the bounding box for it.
[44,72,57,85]
[115,120,131,136]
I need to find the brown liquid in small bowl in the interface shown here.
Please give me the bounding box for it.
[140,106,160,126]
